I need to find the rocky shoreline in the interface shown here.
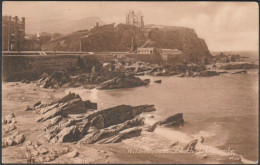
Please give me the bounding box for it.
[18,55,259,90]
[2,53,258,163]
[3,90,191,163]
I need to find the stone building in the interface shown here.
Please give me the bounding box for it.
[2,15,25,51]
[126,10,144,28]
[160,49,182,61]
[136,40,156,54]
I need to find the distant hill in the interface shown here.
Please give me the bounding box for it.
[25,17,105,34]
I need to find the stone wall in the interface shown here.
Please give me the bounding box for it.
[2,54,114,82]
[125,53,163,64]
[125,53,185,65]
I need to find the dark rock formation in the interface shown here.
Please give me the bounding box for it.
[213,53,243,63]
[36,93,97,122]
[198,71,219,77]
[231,70,247,74]
[159,113,184,127]
[36,71,69,89]
[154,80,162,83]
[183,139,198,152]
[21,79,31,84]
[219,63,259,70]
[79,117,144,144]
[84,104,155,129]
[146,113,184,132]
[97,76,150,90]
[27,92,155,144]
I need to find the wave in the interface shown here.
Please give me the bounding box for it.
[153,126,256,164]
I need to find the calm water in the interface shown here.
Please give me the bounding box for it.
[66,69,258,163]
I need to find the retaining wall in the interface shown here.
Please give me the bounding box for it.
[2,54,114,82]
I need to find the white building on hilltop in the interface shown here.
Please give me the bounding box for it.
[126,10,144,28]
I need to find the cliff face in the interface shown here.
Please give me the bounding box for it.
[42,24,212,65]
[146,26,212,64]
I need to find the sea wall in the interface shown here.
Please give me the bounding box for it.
[125,53,163,64]
[2,54,114,82]
[125,53,186,65]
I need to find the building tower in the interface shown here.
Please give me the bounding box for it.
[2,15,26,51]
[126,10,144,28]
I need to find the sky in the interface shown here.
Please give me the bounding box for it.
[2,1,259,52]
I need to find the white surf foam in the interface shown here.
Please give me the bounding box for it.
[151,126,256,164]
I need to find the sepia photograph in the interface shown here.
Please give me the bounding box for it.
[1,1,259,164]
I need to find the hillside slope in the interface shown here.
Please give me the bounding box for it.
[42,24,213,64]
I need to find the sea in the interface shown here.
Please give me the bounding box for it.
[65,60,258,163]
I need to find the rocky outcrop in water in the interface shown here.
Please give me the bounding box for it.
[219,63,259,70]
[154,80,162,83]
[146,113,184,132]
[198,71,219,77]
[97,76,150,90]
[213,53,243,63]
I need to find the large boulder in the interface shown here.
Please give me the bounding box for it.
[79,117,144,144]
[146,113,184,132]
[37,93,97,122]
[36,71,69,89]
[159,113,184,127]
[50,125,81,143]
[84,104,155,129]
[198,71,219,77]
[44,118,78,141]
